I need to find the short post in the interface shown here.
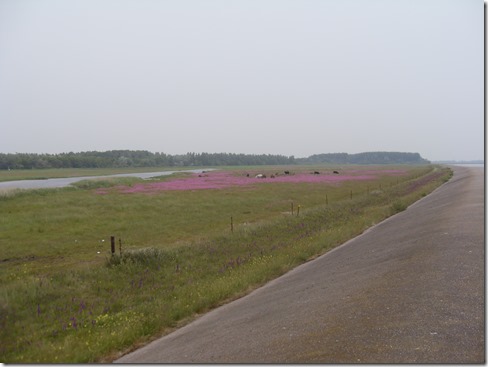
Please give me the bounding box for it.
[110,236,115,255]
[291,202,294,215]
[230,216,234,233]
[297,205,300,217]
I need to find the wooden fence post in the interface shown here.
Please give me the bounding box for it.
[110,236,115,255]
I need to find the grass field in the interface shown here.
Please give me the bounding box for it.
[0,165,452,362]
[0,166,193,182]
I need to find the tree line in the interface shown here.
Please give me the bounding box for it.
[0,150,430,170]
[0,151,296,170]
[297,152,430,165]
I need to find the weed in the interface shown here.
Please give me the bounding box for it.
[391,200,408,213]
[106,248,173,267]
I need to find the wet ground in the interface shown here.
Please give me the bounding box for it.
[0,169,211,191]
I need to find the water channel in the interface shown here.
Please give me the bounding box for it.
[0,169,215,191]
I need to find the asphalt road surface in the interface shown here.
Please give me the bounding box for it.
[116,166,484,363]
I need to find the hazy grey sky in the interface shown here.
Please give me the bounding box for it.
[0,0,483,161]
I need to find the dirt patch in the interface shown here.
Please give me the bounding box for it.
[404,170,446,195]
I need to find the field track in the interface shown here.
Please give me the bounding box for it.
[115,166,484,363]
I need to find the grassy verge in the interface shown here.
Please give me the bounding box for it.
[0,165,452,362]
[0,167,194,182]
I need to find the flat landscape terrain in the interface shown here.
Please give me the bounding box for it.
[0,168,208,191]
[116,165,484,363]
[0,165,453,362]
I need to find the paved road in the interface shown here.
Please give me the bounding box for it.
[116,166,484,363]
[0,169,211,191]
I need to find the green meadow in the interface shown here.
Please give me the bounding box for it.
[0,166,191,182]
[0,165,452,362]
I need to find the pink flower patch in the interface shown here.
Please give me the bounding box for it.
[111,170,400,194]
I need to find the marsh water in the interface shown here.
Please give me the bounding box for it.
[0,169,214,191]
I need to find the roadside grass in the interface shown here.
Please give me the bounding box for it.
[0,165,452,362]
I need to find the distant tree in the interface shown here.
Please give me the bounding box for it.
[0,150,428,170]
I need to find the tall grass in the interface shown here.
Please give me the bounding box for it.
[0,165,451,362]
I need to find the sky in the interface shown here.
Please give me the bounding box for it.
[0,0,484,161]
